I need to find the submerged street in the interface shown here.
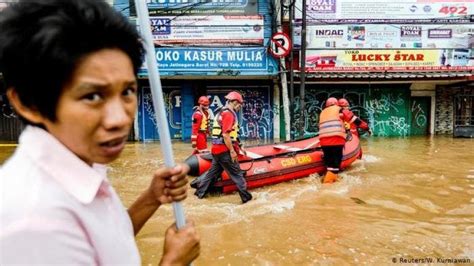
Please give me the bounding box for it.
[1,136,473,264]
[0,0,473,265]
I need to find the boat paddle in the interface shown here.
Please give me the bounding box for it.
[134,0,186,229]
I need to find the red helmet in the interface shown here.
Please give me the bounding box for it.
[225,91,243,104]
[325,97,338,107]
[198,96,209,106]
[338,98,350,107]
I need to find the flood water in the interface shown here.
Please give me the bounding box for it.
[1,136,473,265]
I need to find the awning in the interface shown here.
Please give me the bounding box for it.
[293,71,473,82]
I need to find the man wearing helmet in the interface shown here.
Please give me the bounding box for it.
[191,96,212,154]
[318,97,347,183]
[194,91,253,204]
[338,98,372,137]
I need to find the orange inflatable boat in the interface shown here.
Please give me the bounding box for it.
[185,134,362,194]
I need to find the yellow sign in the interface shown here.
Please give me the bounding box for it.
[281,155,312,167]
[340,50,439,67]
[304,49,473,71]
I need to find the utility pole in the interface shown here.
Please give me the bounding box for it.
[298,0,307,137]
[288,0,295,136]
[275,0,291,141]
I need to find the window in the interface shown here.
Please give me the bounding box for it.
[455,95,474,126]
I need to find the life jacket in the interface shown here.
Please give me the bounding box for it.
[319,105,346,139]
[192,107,209,132]
[211,107,239,145]
[343,111,357,130]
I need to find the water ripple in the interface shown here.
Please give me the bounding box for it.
[412,198,443,214]
[365,199,417,214]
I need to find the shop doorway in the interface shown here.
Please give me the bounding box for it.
[410,97,431,135]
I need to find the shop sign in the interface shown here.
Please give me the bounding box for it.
[135,15,264,46]
[295,24,474,49]
[138,47,271,75]
[130,0,258,16]
[304,49,474,71]
[295,0,474,21]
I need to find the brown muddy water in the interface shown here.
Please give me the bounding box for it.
[1,136,473,265]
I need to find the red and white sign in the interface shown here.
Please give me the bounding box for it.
[270,32,292,58]
[295,0,474,21]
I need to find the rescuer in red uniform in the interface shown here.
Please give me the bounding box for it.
[194,91,252,204]
[338,98,372,137]
[318,97,347,184]
[191,96,211,154]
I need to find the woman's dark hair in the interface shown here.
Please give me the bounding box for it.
[0,0,144,123]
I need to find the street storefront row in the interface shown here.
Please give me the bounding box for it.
[1,71,473,142]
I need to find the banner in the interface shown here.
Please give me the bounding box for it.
[304,49,474,71]
[138,47,272,74]
[294,24,474,49]
[295,0,474,22]
[130,0,258,16]
[138,16,264,45]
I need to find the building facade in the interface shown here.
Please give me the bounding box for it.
[114,0,281,142]
[286,0,474,138]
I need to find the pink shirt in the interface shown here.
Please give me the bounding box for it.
[0,126,140,265]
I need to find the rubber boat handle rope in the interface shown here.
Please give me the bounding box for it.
[303,140,320,150]
[273,139,320,151]
[244,150,264,159]
[134,0,187,229]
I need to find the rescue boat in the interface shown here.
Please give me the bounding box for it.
[185,134,362,194]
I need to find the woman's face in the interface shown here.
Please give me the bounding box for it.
[42,49,137,165]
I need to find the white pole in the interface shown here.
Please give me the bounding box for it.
[134,0,186,229]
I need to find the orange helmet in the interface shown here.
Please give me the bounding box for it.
[198,96,209,106]
[325,97,338,107]
[225,91,243,104]
[338,98,350,107]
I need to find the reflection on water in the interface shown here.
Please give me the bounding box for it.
[1,136,473,264]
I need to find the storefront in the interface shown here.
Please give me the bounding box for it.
[136,78,276,141]
[288,75,473,138]
[437,81,474,137]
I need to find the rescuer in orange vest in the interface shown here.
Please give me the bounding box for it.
[194,91,252,204]
[191,96,211,154]
[318,97,347,183]
[338,98,372,137]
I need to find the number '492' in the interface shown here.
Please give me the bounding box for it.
[439,6,467,15]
